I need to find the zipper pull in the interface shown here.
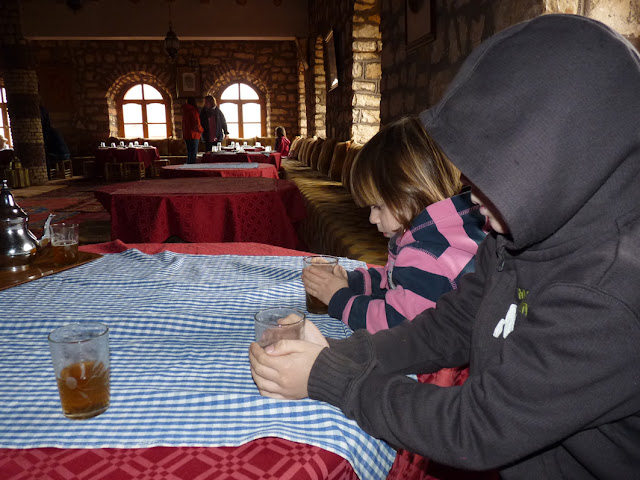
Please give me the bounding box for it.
[496,245,506,272]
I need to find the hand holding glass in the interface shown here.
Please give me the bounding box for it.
[255,308,305,347]
[303,256,339,314]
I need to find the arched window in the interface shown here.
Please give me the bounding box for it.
[0,86,12,147]
[218,82,265,138]
[118,83,170,138]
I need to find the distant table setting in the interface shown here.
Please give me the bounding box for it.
[0,242,396,480]
[95,145,160,170]
[160,162,279,179]
[94,177,306,248]
[201,150,282,169]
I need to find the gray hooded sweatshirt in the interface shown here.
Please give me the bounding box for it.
[308,14,640,479]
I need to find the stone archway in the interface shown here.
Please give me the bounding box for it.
[105,71,174,137]
[202,63,272,135]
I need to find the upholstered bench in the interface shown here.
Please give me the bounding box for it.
[281,137,388,266]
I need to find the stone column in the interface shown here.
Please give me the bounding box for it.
[313,36,327,138]
[351,0,381,143]
[0,0,48,185]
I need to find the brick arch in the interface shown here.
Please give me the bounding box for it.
[201,63,272,135]
[105,71,174,137]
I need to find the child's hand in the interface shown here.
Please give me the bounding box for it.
[302,265,348,306]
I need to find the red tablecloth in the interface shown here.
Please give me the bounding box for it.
[94,178,306,248]
[160,163,279,179]
[95,146,160,169]
[201,151,282,169]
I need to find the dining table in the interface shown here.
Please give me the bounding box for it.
[94,177,306,248]
[0,241,396,480]
[201,151,282,170]
[160,162,279,179]
[95,146,160,170]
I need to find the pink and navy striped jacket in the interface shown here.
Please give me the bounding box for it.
[328,192,487,333]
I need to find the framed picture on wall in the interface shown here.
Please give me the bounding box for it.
[406,0,435,50]
[176,67,201,98]
[325,29,339,91]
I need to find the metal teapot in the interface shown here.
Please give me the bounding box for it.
[0,179,51,271]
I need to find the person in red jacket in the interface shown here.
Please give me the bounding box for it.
[182,97,203,164]
[274,126,290,157]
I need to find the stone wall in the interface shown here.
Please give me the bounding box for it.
[307,0,382,142]
[0,0,48,185]
[28,39,299,156]
[380,0,543,125]
[380,0,639,125]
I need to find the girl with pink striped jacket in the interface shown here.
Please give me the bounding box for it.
[303,117,488,335]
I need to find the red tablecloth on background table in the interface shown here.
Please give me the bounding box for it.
[201,151,282,169]
[160,163,279,179]
[94,178,306,248]
[95,146,160,169]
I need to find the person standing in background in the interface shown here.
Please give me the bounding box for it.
[181,97,203,164]
[274,126,290,157]
[200,95,229,152]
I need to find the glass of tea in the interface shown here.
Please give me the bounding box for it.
[50,223,79,267]
[255,308,305,348]
[48,322,110,420]
[302,255,339,314]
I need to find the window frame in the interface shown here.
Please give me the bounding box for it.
[216,81,266,139]
[0,84,12,148]
[117,82,172,139]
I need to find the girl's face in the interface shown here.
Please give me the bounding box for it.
[369,203,403,238]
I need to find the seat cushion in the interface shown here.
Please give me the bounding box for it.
[328,141,350,181]
[300,138,317,165]
[342,143,364,193]
[288,136,303,159]
[309,138,325,170]
[316,138,338,176]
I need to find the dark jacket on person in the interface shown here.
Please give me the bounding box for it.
[307,14,640,479]
[200,106,228,143]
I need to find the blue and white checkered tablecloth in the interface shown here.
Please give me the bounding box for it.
[179,162,260,169]
[0,250,396,480]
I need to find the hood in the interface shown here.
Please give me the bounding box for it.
[182,103,199,115]
[420,14,640,250]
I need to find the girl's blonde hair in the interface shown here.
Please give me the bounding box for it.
[350,117,462,231]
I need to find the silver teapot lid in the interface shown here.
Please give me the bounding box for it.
[0,179,28,221]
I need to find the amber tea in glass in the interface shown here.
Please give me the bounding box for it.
[302,255,339,314]
[49,322,110,420]
[50,223,79,267]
